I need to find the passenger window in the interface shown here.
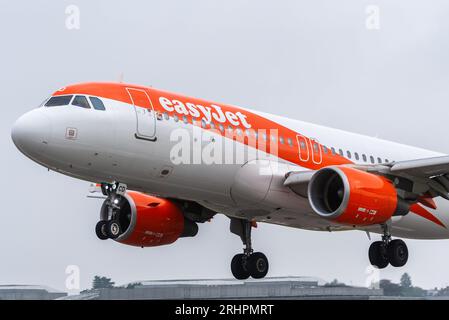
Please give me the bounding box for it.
[377,157,382,164]
[280,136,285,144]
[287,138,293,146]
[183,115,188,124]
[219,124,224,133]
[338,149,343,156]
[323,146,328,154]
[300,141,307,150]
[174,114,179,122]
[72,95,91,109]
[370,156,375,164]
[385,159,389,163]
[45,95,73,107]
[362,154,367,162]
[313,143,319,152]
[163,112,169,120]
[347,151,352,159]
[331,147,336,155]
[89,97,106,110]
[355,152,359,160]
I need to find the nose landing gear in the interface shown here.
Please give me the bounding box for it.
[368,223,408,269]
[230,218,269,280]
[95,182,127,241]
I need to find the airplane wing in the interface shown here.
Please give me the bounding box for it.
[383,155,449,200]
[388,155,449,178]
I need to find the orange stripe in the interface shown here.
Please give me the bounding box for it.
[417,194,437,210]
[53,82,352,170]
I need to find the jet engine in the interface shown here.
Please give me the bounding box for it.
[99,191,199,247]
[308,166,409,226]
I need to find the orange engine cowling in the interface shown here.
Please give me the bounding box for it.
[100,191,198,247]
[308,166,408,226]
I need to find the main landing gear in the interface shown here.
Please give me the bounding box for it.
[230,218,269,280]
[95,182,127,240]
[368,224,408,269]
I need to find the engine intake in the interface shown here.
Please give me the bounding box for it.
[308,166,408,226]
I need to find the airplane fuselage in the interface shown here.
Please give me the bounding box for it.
[11,82,449,240]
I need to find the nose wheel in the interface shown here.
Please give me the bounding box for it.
[230,218,269,280]
[368,224,408,269]
[105,220,121,239]
[95,219,122,240]
[95,220,108,240]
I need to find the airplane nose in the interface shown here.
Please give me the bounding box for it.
[11,110,51,158]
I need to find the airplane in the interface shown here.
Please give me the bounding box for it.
[11,82,449,280]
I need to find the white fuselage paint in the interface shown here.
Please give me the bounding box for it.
[14,97,449,240]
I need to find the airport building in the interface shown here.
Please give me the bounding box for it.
[6,278,449,300]
[62,277,384,300]
[0,285,67,300]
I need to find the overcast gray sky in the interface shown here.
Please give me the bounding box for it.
[2,0,449,292]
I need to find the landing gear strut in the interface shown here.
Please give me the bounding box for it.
[368,223,408,269]
[95,182,127,240]
[230,218,269,280]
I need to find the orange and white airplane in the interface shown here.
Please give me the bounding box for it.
[11,82,449,279]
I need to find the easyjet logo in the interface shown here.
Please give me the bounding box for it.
[159,97,251,129]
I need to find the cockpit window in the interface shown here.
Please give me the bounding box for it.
[89,97,106,110]
[45,95,73,107]
[72,95,91,109]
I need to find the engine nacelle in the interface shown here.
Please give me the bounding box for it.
[100,191,198,247]
[308,166,408,226]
